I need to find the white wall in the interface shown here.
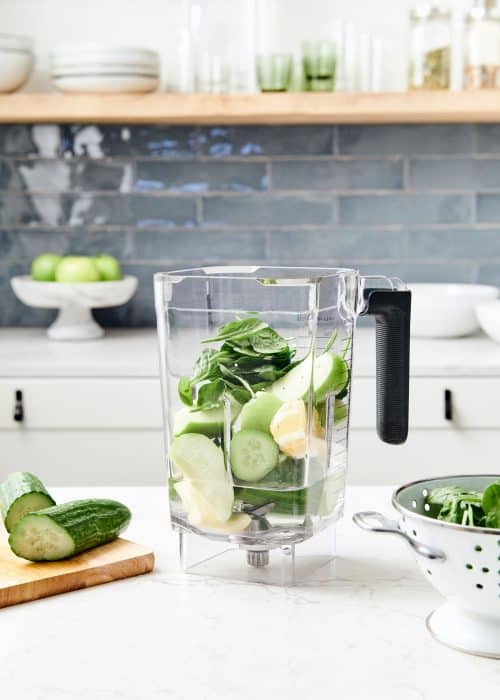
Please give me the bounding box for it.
[0,0,473,91]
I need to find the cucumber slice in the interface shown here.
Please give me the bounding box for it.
[0,471,55,532]
[230,429,279,482]
[8,499,131,562]
[237,392,283,434]
[175,480,249,532]
[270,352,349,403]
[170,434,233,522]
[173,401,240,438]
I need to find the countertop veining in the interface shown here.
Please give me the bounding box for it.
[2,485,499,700]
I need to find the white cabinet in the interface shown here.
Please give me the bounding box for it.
[348,377,500,484]
[1,373,499,486]
[1,329,499,486]
[0,378,165,485]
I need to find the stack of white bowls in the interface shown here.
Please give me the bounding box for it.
[0,34,34,92]
[50,44,160,93]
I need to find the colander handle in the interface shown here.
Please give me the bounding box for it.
[353,511,446,561]
[362,289,411,445]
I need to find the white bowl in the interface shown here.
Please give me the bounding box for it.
[51,45,159,64]
[0,48,33,92]
[11,275,138,341]
[355,474,500,658]
[51,60,159,72]
[51,65,159,77]
[409,283,498,338]
[476,300,500,342]
[52,74,158,93]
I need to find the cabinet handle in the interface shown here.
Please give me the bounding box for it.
[13,389,24,423]
[444,389,453,421]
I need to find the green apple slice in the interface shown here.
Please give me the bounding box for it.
[313,353,349,402]
[170,434,234,522]
[174,401,240,438]
[270,354,313,402]
[236,392,283,434]
[175,479,235,526]
[270,352,349,403]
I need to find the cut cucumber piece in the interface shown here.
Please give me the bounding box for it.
[0,471,55,533]
[313,353,349,402]
[175,480,248,532]
[237,392,283,434]
[230,429,279,482]
[170,434,233,522]
[270,352,349,403]
[8,499,131,561]
[173,401,240,438]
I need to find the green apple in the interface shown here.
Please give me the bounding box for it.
[31,253,63,282]
[55,256,101,283]
[93,254,122,281]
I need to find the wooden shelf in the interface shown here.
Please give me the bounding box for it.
[2,91,500,124]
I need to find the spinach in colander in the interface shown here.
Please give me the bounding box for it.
[426,481,500,528]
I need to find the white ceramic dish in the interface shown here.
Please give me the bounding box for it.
[52,74,158,93]
[51,60,159,73]
[0,48,33,92]
[51,65,159,78]
[51,45,159,64]
[476,300,500,342]
[11,275,138,341]
[408,283,498,338]
[354,474,500,658]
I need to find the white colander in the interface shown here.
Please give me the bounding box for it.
[354,475,500,658]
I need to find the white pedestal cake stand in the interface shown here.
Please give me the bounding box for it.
[11,275,138,341]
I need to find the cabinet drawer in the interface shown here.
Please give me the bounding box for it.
[0,378,162,429]
[351,377,500,429]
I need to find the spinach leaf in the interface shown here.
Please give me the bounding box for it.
[482,482,500,528]
[218,363,254,397]
[192,379,226,412]
[191,348,219,382]
[249,327,289,354]
[178,376,193,406]
[202,317,268,344]
[434,489,484,526]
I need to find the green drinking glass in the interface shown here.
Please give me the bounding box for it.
[256,53,293,92]
[302,40,336,91]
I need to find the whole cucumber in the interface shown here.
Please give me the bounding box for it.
[9,498,132,561]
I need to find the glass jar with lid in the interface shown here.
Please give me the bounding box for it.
[465,0,500,88]
[409,4,452,90]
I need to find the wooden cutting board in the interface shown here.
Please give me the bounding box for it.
[0,531,154,608]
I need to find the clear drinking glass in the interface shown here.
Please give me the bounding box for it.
[256,53,293,92]
[155,266,410,584]
[302,40,336,91]
[409,5,452,90]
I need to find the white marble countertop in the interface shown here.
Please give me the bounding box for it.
[1,327,500,378]
[2,486,499,700]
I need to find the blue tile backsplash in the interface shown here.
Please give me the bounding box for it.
[0,122,499,327]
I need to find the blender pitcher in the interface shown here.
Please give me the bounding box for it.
[155,266,411,584]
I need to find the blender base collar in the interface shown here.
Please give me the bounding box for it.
[177,526,337,586]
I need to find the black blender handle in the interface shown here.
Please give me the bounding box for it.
[362,289,411,445]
